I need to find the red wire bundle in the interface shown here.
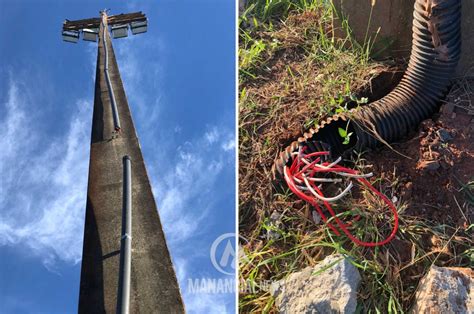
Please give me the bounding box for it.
[283,148,398,247]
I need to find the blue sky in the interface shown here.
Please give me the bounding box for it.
[0,0,236,313]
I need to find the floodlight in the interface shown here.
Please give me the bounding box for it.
[83,28,99,42]
[62,30,80,43]
[111,24,128,39]
[131,20,147,35]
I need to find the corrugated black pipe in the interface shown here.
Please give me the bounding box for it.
[273,0,461,177]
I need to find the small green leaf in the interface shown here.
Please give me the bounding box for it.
[338,127,347,138]
[359,97,369,104]
[252,17,258,27]
[240,87,247,99]
[337,94,344,105]
[343,132,353,145]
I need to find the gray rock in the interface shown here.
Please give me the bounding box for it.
[266,211,283,241]
[418,160,441,171]
[437,128,454,142]
[270,254,361,314]
[411,266,474,314]
[312,211,321,224]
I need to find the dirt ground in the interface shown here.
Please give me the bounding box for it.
[364,81,474,228]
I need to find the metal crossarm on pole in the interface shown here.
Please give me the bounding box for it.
[117,155,132,314]
[107,12,146,26]
[62,12,146,32]
[63,17,101,31]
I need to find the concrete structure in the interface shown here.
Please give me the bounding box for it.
[73,13,184,313]
[333,0,474,76]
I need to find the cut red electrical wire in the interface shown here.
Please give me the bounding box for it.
[283,147,399,247]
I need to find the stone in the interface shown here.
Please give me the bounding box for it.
[266,211,283,240]
[411,266,473,314]
[437,128,453,142]
[417,160,440,171]
[270,254,361,314]
[312,210,322,224]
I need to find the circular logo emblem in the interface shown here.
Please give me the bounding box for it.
[210,233,248,275]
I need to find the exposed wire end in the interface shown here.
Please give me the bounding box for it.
[283,148,399,247]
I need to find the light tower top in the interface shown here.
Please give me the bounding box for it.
[62,11,147,43]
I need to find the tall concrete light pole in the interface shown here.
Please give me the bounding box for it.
[62,10,185,313]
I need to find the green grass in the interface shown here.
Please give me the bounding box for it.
[458,178,474,206]
[241,0,321,24]
[239,0,331,81]
[239,0,380,113]
[240,156,472,312]
[239,0,383,81]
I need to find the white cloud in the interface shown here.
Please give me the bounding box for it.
[205,127,219,145]
[153,132,228,246]
[0,79,91,269]
[175,258,188,284]
[221,139,235,152]
[176,258,230,314]
[185,292,229,314]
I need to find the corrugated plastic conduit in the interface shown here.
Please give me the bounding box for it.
[275,0,461,172]
[274,0,462,247]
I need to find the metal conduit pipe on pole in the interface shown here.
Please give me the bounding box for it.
[117,155,132,314]
[273,0,462,178]
[102,12,122,131]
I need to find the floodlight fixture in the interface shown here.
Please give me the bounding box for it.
[82,28,99,42]
[62,30,80,43]
[111,24,129,39]
[131,20,147,35]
